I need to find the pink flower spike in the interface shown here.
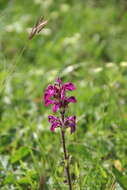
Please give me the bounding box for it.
[63,82,76,91]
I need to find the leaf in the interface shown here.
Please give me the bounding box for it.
[112,166,127,190]
[17,177,30,185]
[75,162,80,178]
[3,173,16,184]
[11,147,30,163]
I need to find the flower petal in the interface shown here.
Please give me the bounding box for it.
[66,96,77,103]
[63,82,76,91]
[65,116,76,134]
[46,85,55,96]
[67,116,76,122]
[53,103,60,112]
[50,122,60,132]
[44,85,55,105]
[48,115,58,123]
[44,99,54,106]
[70,125,76,134]
[61,89,65,100]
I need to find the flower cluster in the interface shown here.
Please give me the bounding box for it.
[48,115,76,133]
[44,78,77,133]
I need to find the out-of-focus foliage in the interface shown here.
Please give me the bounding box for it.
[0,0,127,189]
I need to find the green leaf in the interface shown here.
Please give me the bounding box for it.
[112,167,127,190]
[17,177,31,185]
[11,147,30,163]
[3,173,16,184]
[75,162,80,177]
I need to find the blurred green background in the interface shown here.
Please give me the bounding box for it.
[0,0,127,189]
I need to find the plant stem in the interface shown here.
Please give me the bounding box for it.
[60,112,72,190]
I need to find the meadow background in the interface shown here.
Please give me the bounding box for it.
[0,0,127,189]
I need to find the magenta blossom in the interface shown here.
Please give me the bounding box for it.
[44,78,77,112]
[48,115,62,132]
[44,78,77,134]
[48,115,76,133]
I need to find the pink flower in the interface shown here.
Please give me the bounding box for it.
[48,115,62,132]
[63,82,76,91]
[44,78,77,112]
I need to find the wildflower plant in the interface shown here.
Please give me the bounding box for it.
[44,78,77,190]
